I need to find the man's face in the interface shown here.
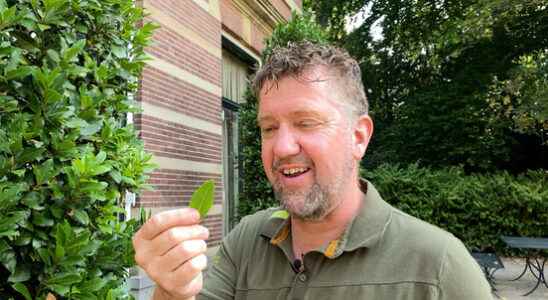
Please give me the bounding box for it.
[258,68,360,221]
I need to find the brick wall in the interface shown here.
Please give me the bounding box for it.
[137,0,223,248]
[220,0,244,40]
[221,0,295,55]
[271,0,291,20]
[140,68,222,124]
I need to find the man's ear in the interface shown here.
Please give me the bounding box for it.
[352,114,373,160]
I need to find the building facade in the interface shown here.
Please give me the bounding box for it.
[130,0,301,297]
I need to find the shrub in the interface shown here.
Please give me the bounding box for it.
[0,0,156,298]
[238,11,329,218]
[363,164,548,254]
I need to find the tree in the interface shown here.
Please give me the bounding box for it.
[0,0,156,298]
[307,0,548,172]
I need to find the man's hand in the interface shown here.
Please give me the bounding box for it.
[133,208,210,300]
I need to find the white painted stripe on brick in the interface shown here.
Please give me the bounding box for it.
[191,0,209,13]
[189,0,220,20]
[141,102,222,135]
[242,16,252,44]
[143,0,216,20]
[153,155,222,175]
[208,204,222,216]
[221,30,261,63]
[284,0,301,13]
[145,54,221,96]
[143,0,221,58]
[208,0,221,20]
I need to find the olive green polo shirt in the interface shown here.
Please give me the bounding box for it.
[199,181,492,299]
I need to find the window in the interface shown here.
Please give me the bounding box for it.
[221,43,255,234]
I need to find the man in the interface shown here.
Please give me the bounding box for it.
[132,42,492,300]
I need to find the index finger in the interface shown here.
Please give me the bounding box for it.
[137,208,201,240]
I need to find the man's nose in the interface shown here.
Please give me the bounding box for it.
[272,125,300,158]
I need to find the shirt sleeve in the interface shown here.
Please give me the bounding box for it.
[438,237,493,300]
[197,241,237,300]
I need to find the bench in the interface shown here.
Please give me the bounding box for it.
[501,235,548,296]
[471,251,505,291]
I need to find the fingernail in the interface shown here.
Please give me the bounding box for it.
[188,208,200,220]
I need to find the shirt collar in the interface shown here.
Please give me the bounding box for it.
[260,179,393,258]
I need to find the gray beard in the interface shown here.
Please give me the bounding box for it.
[271,143,355,221]
[274,181,337,221]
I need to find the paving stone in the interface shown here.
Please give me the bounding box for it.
[491,257,548,300]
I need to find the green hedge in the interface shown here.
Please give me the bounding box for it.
[0,0,156,298]
[363,164,548,255]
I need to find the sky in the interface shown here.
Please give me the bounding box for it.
[344,2,384,41]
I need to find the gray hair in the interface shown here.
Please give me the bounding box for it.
[252,41,368,116]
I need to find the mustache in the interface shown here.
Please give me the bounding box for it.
[272,155,314,172]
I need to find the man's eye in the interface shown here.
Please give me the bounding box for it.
[298,120,318,128]
[261,126,275,134]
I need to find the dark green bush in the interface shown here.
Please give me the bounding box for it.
[238,11,329,218]
[0,0,156,298]
[363,164,548,254]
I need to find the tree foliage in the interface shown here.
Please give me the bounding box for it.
[0,0,156,298]
[307,0,548,172]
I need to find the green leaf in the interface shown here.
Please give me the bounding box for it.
[15,147,44,165]
[37,247,52,266]
[47,49,60,63]
[111,45,126,58]
[21,191,45,210]
[78,277,107,292]
[270,210,289,219]
[0,183,26,210]
[6,66,34,80]
[90,164,111,176]
[11,169,25,177]
[98,224,112,234]
[0,6,17,30]
[33,158,57,184]
[13,231,32,246]
[80,121,102,136]
[55,244,65,260]
[67,65,89,77]
[8,264,31,282]
[32,211,54,227]
[109,170,122,183]
[12,283,32,300]
[0,211,29,238]
[0,95,18,113]
[121,175,136,185]
[47,271,82,285]
[37,23,50,30]
[63,39,85,62]
[96,151,106,163]
[73,210,89,226]
[80,181,107,193]
[0,239,16,273]
[65,118,87,128]
[189,180,215,219]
